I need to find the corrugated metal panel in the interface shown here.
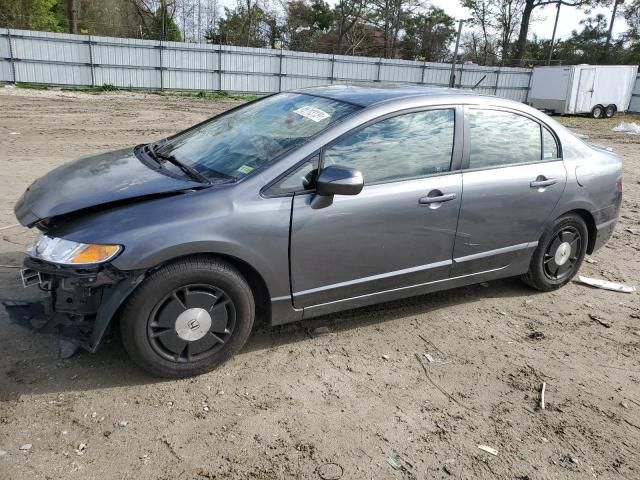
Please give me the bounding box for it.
[630,75,640,113]
[0,28,544,101]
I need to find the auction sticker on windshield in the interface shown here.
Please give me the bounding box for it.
[294,106,331,123]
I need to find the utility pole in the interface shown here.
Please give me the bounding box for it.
[547,2,561,65]
[449,19,464,88]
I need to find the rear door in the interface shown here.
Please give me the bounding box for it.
[452,107,566,276]
[576,67,596,113]
[287,108,463,308]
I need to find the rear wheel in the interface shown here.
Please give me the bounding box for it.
[120,257,254,378]
[604,104,616,118]
[522,214,588,292]
[591,105,604,119]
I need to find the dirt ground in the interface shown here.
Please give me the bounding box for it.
[0,86,639,480]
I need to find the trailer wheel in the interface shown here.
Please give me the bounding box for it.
[591,105,604,119]
[604,105,616,118]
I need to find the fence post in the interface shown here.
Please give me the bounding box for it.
[329,53,335,84]
[158,40,164,91]
[88,35,95,87]
[7,29,17,84]
[524,70,533,103]
[494,68,500,95]
[278,50,284,92]
[217,47,223,92]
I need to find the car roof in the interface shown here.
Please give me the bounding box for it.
[293,84,483,107]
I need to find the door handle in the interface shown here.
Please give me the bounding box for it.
[530,177,557,188]
[419,192,457,204]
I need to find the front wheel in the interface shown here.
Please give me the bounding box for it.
[120,257,255,378]
[522,214,588,292]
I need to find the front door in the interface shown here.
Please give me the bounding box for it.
[289,108,462,308]
[452,107,567,276]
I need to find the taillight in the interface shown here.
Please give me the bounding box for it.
[617,177,623,193]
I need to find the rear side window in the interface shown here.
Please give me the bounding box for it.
[542,127,560,159]
[469,110,545,169]
[323,109,455,184]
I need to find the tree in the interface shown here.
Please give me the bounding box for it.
[0,0,63,31]
[462,0,495,64]
[333,0,367,54]
[401,6,455,61]
[512,0,608,64]
[370,0,421,58]
[128,0,182,41]
[495,0,525,62]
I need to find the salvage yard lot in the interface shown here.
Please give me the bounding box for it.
[0,86,639,479]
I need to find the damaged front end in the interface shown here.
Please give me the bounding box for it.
[20,255,145,354]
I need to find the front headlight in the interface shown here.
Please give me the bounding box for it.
[27,235,122,265]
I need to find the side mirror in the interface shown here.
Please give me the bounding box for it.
[311,165,364,209]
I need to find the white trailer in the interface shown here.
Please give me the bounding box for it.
[528,65,638,118]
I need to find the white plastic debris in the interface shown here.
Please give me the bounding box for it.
[612,121,640,135]
[19,444,32,451]
[478,444,498,456]
[577,275,636,294]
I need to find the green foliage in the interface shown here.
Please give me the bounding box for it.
[0,0,63,31]
[402,7,455,61]
[15,82,49,89]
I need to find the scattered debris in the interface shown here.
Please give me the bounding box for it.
[387,456,402,470]
[528,331,545,341]
[0,448,7,457]
[0,223,20,231]
[310,326,331,337]
[540,382,546,410]
[19,444,32,451]
[423,353,434,363]
[626,228,639,236]
[381,354,390,360]
[577,275,635,294]
[443,464,453,475]
[478,444,498,456]
[118,421,128,427]
[317,462,343,479]
[621,402,629,409]
[612,121,640,135]
[414,353,469,410]
[9,131,20,135]
[75,443,86,456]
[585,257,597,264]
[589,313,611,328]
[103,431,112,438]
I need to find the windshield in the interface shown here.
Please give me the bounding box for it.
[155,93,360,181]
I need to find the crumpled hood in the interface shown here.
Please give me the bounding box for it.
[15,148,205,227]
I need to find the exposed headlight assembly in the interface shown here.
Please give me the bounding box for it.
[27,235,122,265]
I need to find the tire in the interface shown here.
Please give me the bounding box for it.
[521,214,588,292]
[591,105,604,119]
[604,105,616,118]
[120,256,254,378]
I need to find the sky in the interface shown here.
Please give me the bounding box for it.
[428,0,629,41]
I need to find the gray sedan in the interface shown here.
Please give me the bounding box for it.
[15,85,622,377]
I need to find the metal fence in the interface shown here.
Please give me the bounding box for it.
[2,28,639,112]
[0,28,533,102]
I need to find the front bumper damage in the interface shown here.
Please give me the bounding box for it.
[19,257,145,353]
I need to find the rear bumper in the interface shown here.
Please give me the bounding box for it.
[592,217,617,253]
[20,257,145,352]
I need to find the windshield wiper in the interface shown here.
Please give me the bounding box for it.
[151,146,211,185]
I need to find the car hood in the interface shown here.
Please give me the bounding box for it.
[15,148,205,227]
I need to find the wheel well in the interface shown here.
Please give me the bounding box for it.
[205,253,272,327]
[565,209,597,254]
[137,252,272,327]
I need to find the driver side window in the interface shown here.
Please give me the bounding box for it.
[323,109,455,184]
